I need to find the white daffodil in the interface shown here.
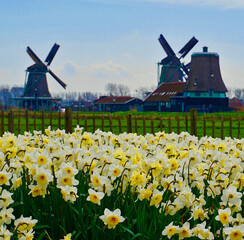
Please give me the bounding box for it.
[99,208,125,229]
[86,188,105,205]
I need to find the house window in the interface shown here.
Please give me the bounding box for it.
[209,89,214,96]
[195,92,200,96]
[194,79,197,86]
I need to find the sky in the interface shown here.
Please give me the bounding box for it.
[0,0,244,96]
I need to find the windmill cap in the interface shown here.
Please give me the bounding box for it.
[191,46,219,58]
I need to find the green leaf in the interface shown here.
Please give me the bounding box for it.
[36,232,46,240]
[58,224,67,234]
[9,201,24,208]
[131,233,143,240]
[66,201,79,215]
[34,225,51,230]
[120,224,135,236]
[73,232,82,240]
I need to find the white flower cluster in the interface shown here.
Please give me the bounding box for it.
[0,126,243,238]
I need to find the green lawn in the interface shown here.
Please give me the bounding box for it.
[1,110,244,139]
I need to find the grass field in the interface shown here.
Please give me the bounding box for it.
[1,110,244,139]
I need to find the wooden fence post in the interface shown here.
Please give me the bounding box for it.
[127,114,132,133]
[101,114,104,131]
[109,114,113,132]
[25,109,29,132]
[33,111,36,131]
[151,115,154,134]
[8,109,14,133]
[190,109,197,136]
[238,114,240,139]
[229,115,232,138]
[58,111,61,129]
[1,110,4,135]
[176,113,180,134]
[212,113,215,138]
[185,112,188,132]
[159,115,162,132]
[203,112,206,136]
[118,115,122,133]
[93,113,96,133]
[134,115,138,133]
[50,109,53,130]
[17,109,21,134]
[84,115,87,132]
[65,107,72,133]
[221,115,224,139]
[143,115,146,135]
[168,114,171,133]
[41,109,45,133]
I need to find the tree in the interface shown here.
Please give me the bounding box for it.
[105,83,118,96]
[234,88,242,99]
[117,84,130,96]
[78,92,98,102]
[226,87,233,98]
[135,86,156,99]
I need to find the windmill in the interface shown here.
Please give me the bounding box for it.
[157,34,198,85]
[21,44,66,110]
[23,43,66,98]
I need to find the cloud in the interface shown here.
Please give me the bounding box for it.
[79,0,244,9]
[85,61,130,79]
[51,60,133,93]
[143,0,244,9]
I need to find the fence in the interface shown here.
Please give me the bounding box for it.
[0,108,243,139]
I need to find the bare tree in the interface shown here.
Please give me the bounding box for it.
[233,88,243,99]
[135,86,156,99]
[105,83,118,96]
[226,87,233,98]
[78,92,98,101]
[117,84,130,96]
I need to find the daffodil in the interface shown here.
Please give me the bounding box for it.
[178,222,192,239]
[86,188,105,205]
[215,208,233,226]
[162,222,178,239]
[99,208,125,229]
[224,225,244,240]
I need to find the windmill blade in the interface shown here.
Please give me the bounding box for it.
[180,63,189,76]
[160,56,173,65]
[185,62,191,70]
[48,69,67,89]
[26,47,44,64]
[179,37,198,59]
[45,43,60,66]
[158,34,176,56]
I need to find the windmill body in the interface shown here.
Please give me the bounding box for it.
[16,44,67,110]
[23,63,51,98]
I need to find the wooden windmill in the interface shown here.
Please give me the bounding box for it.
[158,34,198,85]
[21,44,66,110]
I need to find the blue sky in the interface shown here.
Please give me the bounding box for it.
[0,0,244,95]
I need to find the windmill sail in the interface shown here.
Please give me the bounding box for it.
[158,34,198,84]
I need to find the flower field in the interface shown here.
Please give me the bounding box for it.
[0,126,243,239]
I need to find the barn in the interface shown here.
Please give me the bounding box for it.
[143,82,185,112]
[94,96,143,112]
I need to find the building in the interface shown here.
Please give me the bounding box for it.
[229,97,243,110]
[175,47,229,112]
[144,82,185,112]
[94,96,143,112]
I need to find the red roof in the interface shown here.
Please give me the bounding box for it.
[144,82,185,102]
[229,97,243,108]
[95,96,134,104]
